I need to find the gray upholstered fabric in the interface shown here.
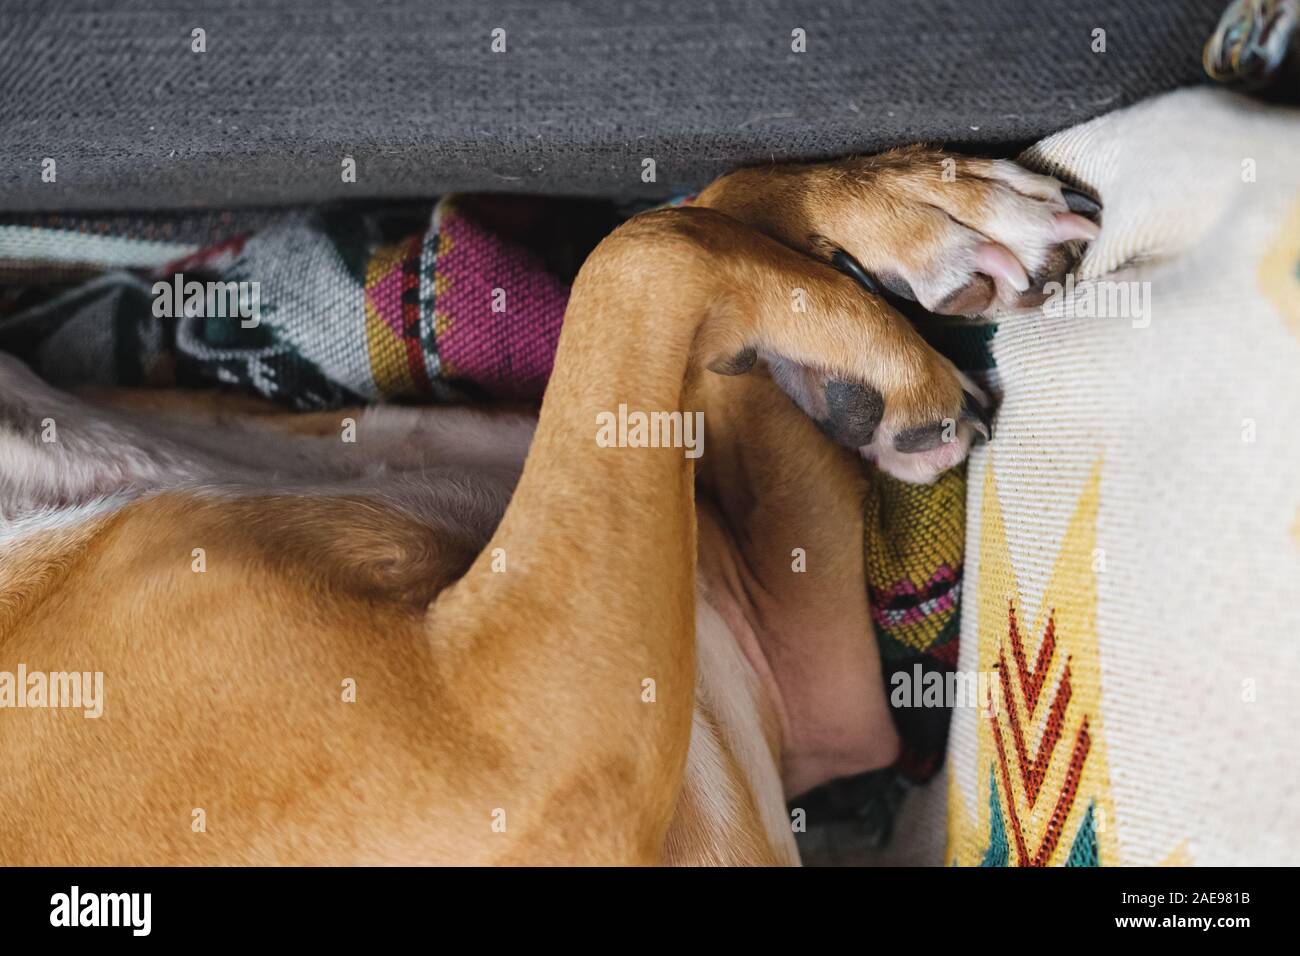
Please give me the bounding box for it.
[1,0,1224,211]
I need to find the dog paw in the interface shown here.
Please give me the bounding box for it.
[755,151,1101,477]
[818,149,1100,318]
[759,343,991,485]
[697,226,996,482]
[722,233,998,482]
[861,379,992,483]
[708,147,1101,320]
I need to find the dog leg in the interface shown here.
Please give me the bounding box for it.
[426,206,973,863]
[677,150,1097,790]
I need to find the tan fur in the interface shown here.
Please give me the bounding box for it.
[0,150,1087,864]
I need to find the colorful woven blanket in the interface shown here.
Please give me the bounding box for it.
[0,199,984,849]
[0,201,579,407]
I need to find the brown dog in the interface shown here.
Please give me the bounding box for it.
[0,149,1097,865]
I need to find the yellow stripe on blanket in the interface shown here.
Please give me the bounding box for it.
[1259,193,1300,343]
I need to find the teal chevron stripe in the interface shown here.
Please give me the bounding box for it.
[979,766,1010,867]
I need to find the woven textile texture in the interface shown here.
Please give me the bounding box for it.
[0,200,570,408]
[936,88,1300,866]
[824,87,1300,867]
[0,0,1225,211]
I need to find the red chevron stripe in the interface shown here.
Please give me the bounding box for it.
[1030,718,1092,866]
[988,604,1093,866]
[998,649,1073,807]
[1007,601,1056,714]
[992,715,1092,866]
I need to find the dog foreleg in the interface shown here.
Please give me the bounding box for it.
[423,205,954,863]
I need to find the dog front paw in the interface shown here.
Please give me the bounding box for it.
[760,349,991,484]
[823,149,1101,318]
[703,147,1101,319]
[708,263,991,484]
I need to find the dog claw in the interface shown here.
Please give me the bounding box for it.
[1061,186,1103,223]
[830,249,882,295]
[1052,211,1100,242]
[960,389,993,442]
[975,242,1030,293]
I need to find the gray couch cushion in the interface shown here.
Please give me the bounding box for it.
[1,0,1225,211]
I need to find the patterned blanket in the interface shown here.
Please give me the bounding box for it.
[0,200,982,849]
[0,201,576,407]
